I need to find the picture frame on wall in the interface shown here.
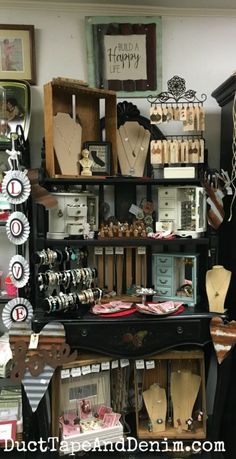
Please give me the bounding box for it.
[85,16,162,98]
[83,141,112,176]
[0,24,36,85]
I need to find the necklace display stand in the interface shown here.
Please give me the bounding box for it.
[206,265,231,313]
[53,112,82,176]
[143,384,167,432]
[171,370,201,430]
[117,121,150,176]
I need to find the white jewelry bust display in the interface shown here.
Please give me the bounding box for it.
[53,112,82,176]
[206,265,232,313]
[79,149,93,176]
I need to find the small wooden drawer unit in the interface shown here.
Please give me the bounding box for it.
[152,253,198,306]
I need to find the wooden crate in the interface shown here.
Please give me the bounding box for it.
[44,78,117,178]
[134,350,206,440]
[51,352,113,439]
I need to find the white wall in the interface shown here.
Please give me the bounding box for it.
[0,4,235,169]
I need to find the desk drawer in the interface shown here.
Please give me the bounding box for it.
[64,318,207,357]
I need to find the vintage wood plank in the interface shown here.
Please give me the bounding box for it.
[116,254,123,295]
[97,249,105,288]
[135,249,142,286]
[104,93,118,175]
[44,82,55,177]
[119,23,136,93]
[105,23,122,91]
[126,248,133,291]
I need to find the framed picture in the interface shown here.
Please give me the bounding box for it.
[83,141,111,176]
[0,80,31,149]
[0,24,36,84]
[85,16,162,98]
[0,420,17,444]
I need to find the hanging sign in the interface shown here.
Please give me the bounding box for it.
[2,297,33,330]
[6,211,30,245]
[2,170,31,204]
[104,34,147,81]
[9,255,30,288]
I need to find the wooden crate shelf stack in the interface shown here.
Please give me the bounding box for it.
[44,78,117,178]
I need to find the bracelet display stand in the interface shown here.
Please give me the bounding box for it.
[53,112,82,176]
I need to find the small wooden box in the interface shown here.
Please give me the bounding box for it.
[134,350,206,440]
[44,78,117,178]
[51,352,127,455]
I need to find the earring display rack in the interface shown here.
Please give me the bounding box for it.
[147,76,207,178]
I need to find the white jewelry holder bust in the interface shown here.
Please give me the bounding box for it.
[142,383,167,432]
[117,121,150,177]
[206,265,231,313]
[53,112,82,176]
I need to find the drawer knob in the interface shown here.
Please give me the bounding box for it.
[80,328,88,337]
[176,326,184,335]
[160,269,167,273]
[160,279,167,284]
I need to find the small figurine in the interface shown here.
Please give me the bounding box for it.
[79,149,93,176]
[6,134,21,170]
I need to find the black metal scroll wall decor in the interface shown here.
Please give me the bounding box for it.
[147,75,207,167]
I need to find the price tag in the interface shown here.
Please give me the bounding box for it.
[94,247,103,255]
[71,367,82,377]
[129,204,143,217]
[135,359,145,369]
[101,361,110,371]
[120,359,129,368]
[105,247,113,255]
[29,333,39,350]
[81,365,91,375]
[137,246,146,255]
[115,247,124,255]
[61,369,70,379]
[91,364,100,373]
[111,360,119,369]
[146,360,155,370]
